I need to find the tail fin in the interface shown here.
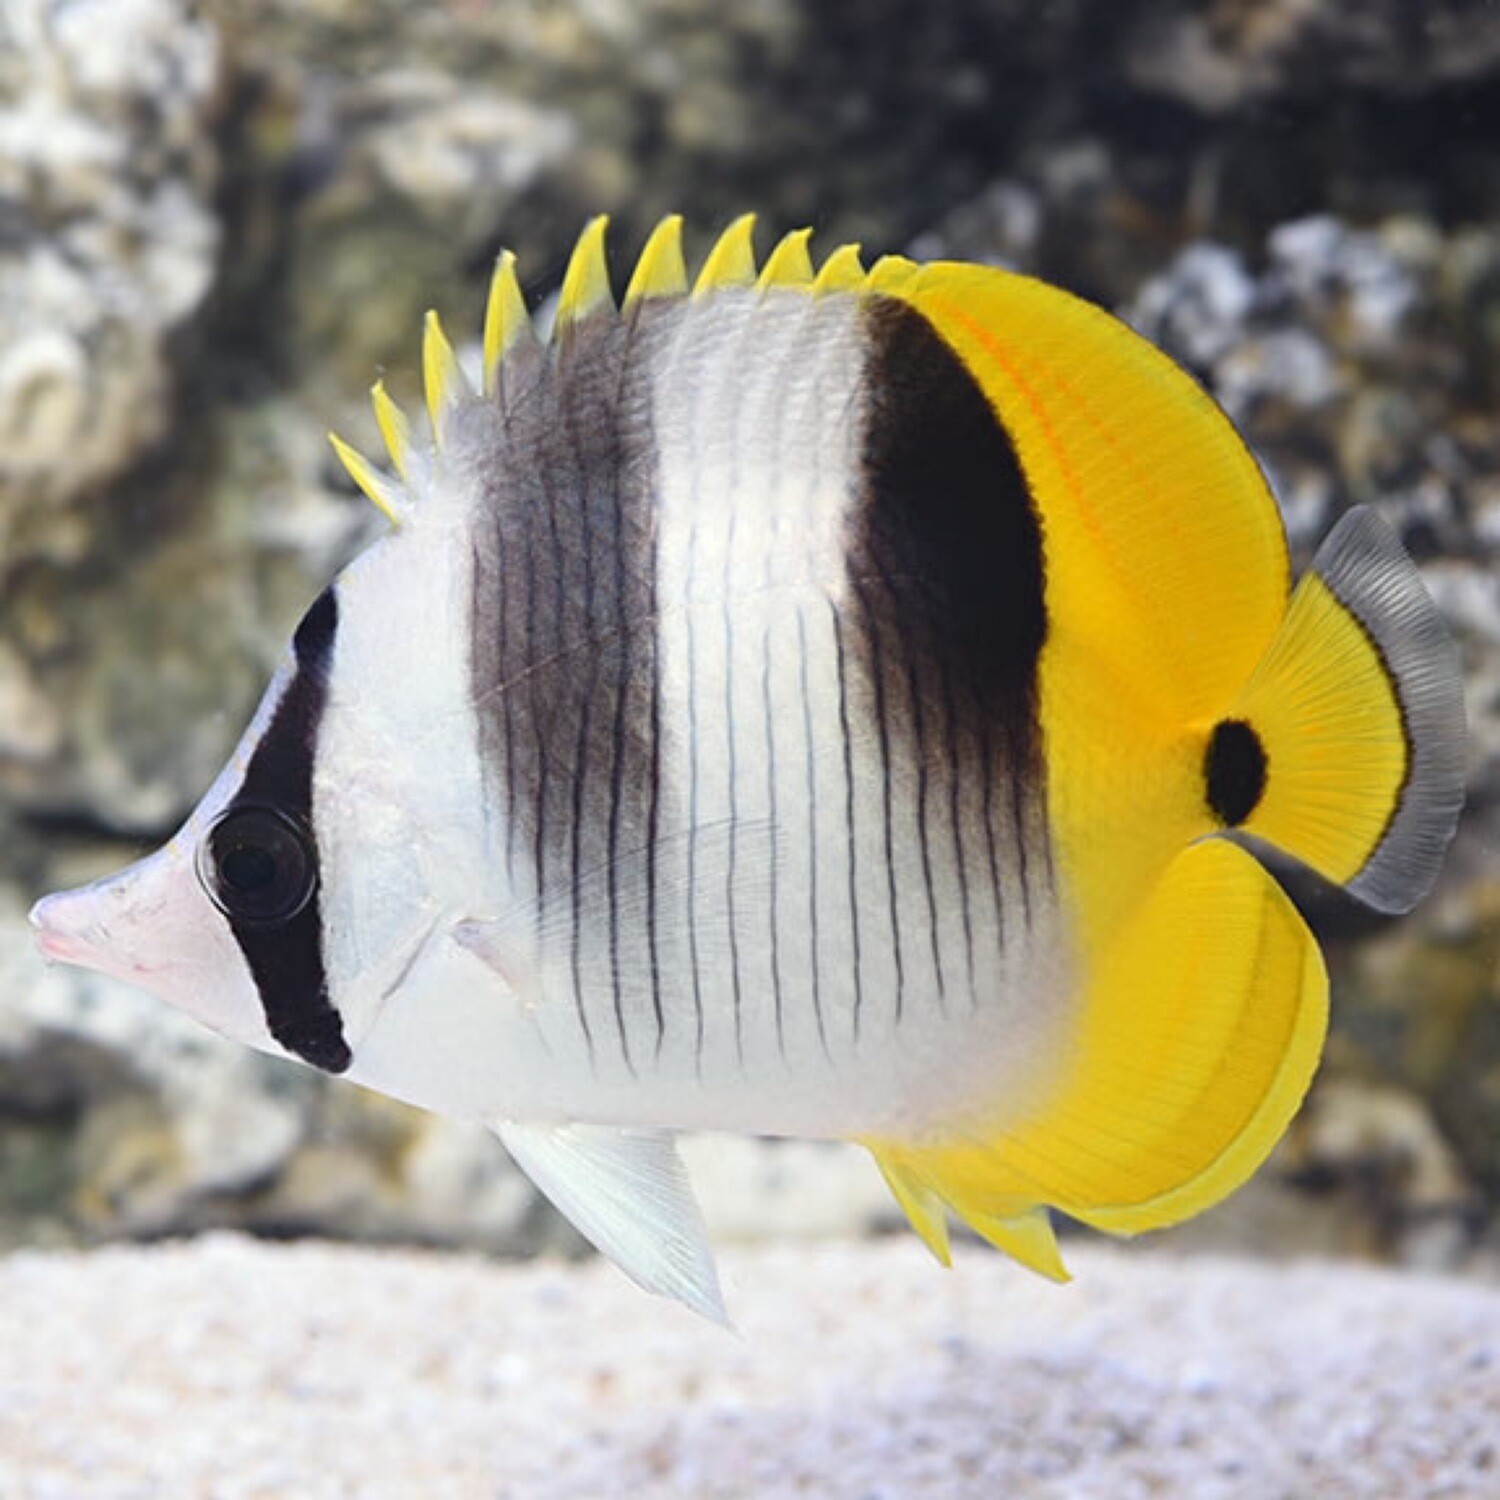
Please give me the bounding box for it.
[1225,506,1465,913]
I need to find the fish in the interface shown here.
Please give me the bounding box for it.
[29,214,1466,1322]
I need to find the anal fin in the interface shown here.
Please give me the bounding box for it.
[492,1121,728,1326]
[962,1206,1069,1283]
[865,837,1328,1269]
[869,1143,1066,1281]
[872,1150,952,1266]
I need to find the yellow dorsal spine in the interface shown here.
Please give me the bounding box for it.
[758,228,815,289]
[327,433,403,526]
[422,310,465,446]
[370,381,410,479]
[483,250,532,392]
[867,253,921,295]
[813,243,866,293]
[694,213,758,296]
[556,215,614,332]
[623,215,688,309]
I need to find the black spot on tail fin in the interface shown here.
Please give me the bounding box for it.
[1206,719,1267,828]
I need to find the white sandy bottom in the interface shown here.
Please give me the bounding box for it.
[0,1236,1496,1499]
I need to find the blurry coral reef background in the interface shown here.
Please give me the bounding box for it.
[1,0,1498,1272]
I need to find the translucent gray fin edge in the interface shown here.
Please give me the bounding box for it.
[1312,506,1466,914]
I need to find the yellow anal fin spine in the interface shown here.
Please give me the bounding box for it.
[868,1144,1067,1280]
[870,1148,952,1266]
[624,215,687,309]
[962,1206,1069,1283]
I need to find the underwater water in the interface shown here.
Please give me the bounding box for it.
[1,0,1499,1495]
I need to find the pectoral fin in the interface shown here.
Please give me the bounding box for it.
[492,1120,728,1326]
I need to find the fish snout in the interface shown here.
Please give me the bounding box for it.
[29,887,114,968]
[28,857,172,980]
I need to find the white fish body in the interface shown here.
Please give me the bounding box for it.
[31,216,1465,1321]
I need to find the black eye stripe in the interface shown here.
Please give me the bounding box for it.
[215,587,350,1074]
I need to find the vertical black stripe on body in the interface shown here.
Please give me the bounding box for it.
[851,295,1049,986]
[799,604,833,1061]
[870,546,947,1007]
[722,519,746,1068]
[467,313,667,1070]
[830,599,864,1045]
[557,334,612,1069]
[225,588,349,1073]
[762,619,786,1058]
[850,573,902,1034]
[938,651,977,993]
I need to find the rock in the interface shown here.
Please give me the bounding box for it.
[0,0,241,830]
[6,0,1500,1259]
[1124,0,1500,113]
[0,0,220,535]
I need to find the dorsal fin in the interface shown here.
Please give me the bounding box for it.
[758,227,815,289]
[814,243,866,294]
[871,1148,952,1266]
[624,215,688,309]
[327,432,407,526]
[483,250,535,392]
[866,1141,1069,1282]
[868,253,921,295]
[422,309,467,446]
[557,215,614,331]
[694,213,758,296]
[343,211,882,525]
[962,1206,1070,1283]
[370,380,410,479]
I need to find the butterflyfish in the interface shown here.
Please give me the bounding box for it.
[30,215,1466,1322]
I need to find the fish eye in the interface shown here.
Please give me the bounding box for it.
[197,806,317,926]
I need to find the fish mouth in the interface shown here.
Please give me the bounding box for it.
[28,888,158,979]
[30,890,108,969]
